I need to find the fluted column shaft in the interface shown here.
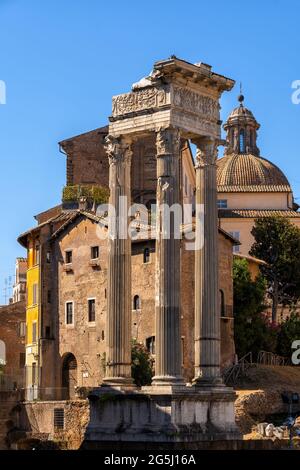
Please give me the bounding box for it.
[152,127,184,386]
[103,135,133,386]
[193,138,222,385]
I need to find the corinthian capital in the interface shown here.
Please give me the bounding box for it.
[193,137,219,168]
[105,135,133,165]
[156,127,181,156]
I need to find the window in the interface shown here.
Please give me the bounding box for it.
[32,322,37,344]
[19,321,26,337]
[91,246,99,259]
[88,299,96,322]
[239,129,245,153]
[101,330,105,341]
[54,408,64,430]
[35,244,40,265]
[143,247,150,263]
[229,231,240,253]
[217,199,228,209]
[65,301,74,325]
[19,352,25,368]
[33,283,38,305]
[46,251,51,263]
[47,290,51,304]
[220,289,225,316]
[133,295,141,310]
[65,250,72,264]
[146,336,155,354]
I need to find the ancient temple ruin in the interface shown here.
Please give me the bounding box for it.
[83,57,241,448]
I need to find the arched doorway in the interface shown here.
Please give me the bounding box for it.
[62,353,77,399]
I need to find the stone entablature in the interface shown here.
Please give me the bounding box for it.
[109,58,234,140]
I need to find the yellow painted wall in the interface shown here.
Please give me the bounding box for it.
[25,238,40,371]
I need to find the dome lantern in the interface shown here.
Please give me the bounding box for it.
[223,94,260,156]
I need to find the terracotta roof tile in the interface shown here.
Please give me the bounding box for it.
[217,153,291,192]
[219,209,300,218]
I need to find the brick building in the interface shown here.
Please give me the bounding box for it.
[0,300,26,390]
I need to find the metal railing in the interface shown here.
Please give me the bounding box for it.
[223,352,253,385]
[257,350,290,366]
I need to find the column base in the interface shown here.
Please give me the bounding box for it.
[192,375,225,389]
[143,375,185,394]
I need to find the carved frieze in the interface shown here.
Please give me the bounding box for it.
[173,86,219,121]
[112,87,168,117]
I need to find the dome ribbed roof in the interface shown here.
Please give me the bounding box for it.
[227,105,255,119]
[217,153,291,192]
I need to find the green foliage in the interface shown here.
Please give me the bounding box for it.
[250,216,300,321]
[233,258,278,358]
[277,313,300,357]
[131,340,153,387]
[62,185,109,204]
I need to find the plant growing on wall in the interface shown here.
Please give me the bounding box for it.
[62,185,109,204]
[131,340,154,387]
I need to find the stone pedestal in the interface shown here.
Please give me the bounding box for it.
[83,387,241,448]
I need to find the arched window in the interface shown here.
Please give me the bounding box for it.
[239,129,245,153]
[220,289,225,317]
[0,340,6,366]
[143,248,150,263]
[133,295,141,310]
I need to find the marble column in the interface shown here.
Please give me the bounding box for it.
[152,127,184,387]
[103,135,134,387]
[193,137,222,386]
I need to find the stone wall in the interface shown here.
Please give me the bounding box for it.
[0,300,26,387]
[18,400,89,449]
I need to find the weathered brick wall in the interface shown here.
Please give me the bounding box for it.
[19,400,89,449]
[59,127,109,187]
[0,301,26,385]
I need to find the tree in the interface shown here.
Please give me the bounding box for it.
[131,340,153,387]
[277,313,300,357]
[250,216,300,322]
[233,258,277,358]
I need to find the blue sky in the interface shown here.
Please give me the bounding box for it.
[0,0,300,302]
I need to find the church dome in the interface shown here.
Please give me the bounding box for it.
[217,153,291,192]
[219,94,291,192]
